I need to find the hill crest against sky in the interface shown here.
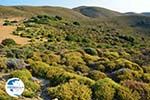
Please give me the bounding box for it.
[0,0,150,13]
[0,5,150,19]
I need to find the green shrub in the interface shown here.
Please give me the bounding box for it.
[0,82,12,99]
[88,58,109,71]
[23,89,35,98]
[74,64,90,73]
[48,53,61,65]
[25,81,40,92]
[73,21,80,26]
[11,69,32,81]
[92,78,138,100]
[84,47,98,55]
[55,15,62,20]
[3,20,12,26]
[46,67,95,86]
[142,73,150,83]
[0,90,11,100]
[115,86,140,100]
[88,70,107,81]
[83,53,100,63]
[121,80,150,100]
[63,51,85,66]
[92,78,116,100]
[46,67,69,86]
[65,34,79,41]
[118,35,135,43]
[23,81,40,98]
[115,58,142,71]
[111,68,142,82]
[104,51,120,59]
[0,57,7,71]
[1,38,16,46]
[29,61,50,77]
[104,58,142,72]
[142,66,150,73]
[48,80,92,100]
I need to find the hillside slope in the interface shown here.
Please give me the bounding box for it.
[0,6,89,20]
[73,6,123,18]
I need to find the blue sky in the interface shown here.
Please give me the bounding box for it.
[0,0,150,13]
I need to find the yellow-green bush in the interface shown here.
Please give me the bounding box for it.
[63,51,85,66]
[11,69,32,81]
[83,53,100,63]
[115,86,140,100]
[48,53,61,65]
[0,57,7,71]
[92,78,116,100]
[104,51,120,59]
[23,81,40,98]
[29,61,50,77]
[114,58,142,71]
[142,73,150,83]
[0,90,11,100]
[46,67,95,86]
[104,58,142,72]
[74,64,90,73]
[142,65,150,73]
[121,80,150,100]
[48,80,92,100]
[46,67,69,86]
[111,68,142,82]
[119,51,131,58]
[88,58,110,71]
[88,70,107,81]
[0,82,12,100]
[92,78,138,100]
[23,89,35,98]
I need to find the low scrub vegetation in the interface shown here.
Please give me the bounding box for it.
[0,14,150,99]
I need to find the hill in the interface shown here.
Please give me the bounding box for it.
[0,6,88,20]
[142,12,150,16]
[73,6,123,18]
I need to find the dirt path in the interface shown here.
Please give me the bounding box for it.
[0,26,29,45]
[0,18,30,45]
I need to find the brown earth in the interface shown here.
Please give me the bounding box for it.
[0,18,29,45]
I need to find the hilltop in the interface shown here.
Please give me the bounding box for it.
[73,6,123,18]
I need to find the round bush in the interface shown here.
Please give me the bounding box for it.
[88,70,107,81]
[48,80,92,100]
[92,78,115,100]
[84,47,98,55]
[1,38,16,46]
[29,61,50,77]
[11,69,32,81]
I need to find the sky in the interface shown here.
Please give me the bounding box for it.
[0,0,150,13]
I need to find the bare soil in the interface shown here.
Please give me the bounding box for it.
[0,18,29,45]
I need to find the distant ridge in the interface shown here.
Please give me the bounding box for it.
[73,6,123,18]
[0,5,150,20]
[0,6,88,19]
[142,12,150,16]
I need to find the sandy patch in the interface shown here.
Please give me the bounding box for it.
[0,26,29,45]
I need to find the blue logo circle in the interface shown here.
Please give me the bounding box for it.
[5,78,25,97]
